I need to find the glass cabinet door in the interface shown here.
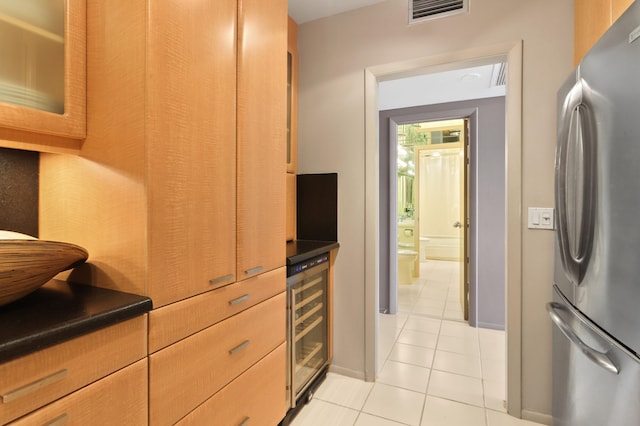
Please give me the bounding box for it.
[0,1,65,113]
[286,16,297,173]
[0,0,85,146]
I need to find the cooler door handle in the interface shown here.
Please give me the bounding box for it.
[547,302,618,375]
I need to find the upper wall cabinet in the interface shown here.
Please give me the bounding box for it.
[237,0,287,280]
[40,0,237,308]
[0,0,86,153]
[612,0,635,19]
[574,0,634,65]
[286,16,298,174]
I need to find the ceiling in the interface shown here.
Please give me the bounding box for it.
[378,64,506,111]
[288,0,386,24]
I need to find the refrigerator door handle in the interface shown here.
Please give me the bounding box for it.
[547,302,619,375]
[555,78,596,285]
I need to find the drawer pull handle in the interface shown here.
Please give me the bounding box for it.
[2,369,68,403]
[210,274,234,286]
[239,417,250,426]
[245,266,264,275]
[229,340,251,355]
[229,294,250,306]
[43,414,69,426]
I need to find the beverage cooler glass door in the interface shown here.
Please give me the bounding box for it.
[287,261,329,407]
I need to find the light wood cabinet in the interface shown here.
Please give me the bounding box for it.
[328,248,339,361]
[0,316,146,424]
[148,271,287,425]
[145,0,237,306]
[38,0,288,423]
[574,0,634,65]
[612,0,635,19]
[287,16,299,174]
[40,0,289,298]
[178,343,287,426]
[237,0,287,280]
[286,16,298,242]
[287,173,297,241]
[0,0,86,153]
[40,0,237,308]
[8,359,148,426]
[41,0,287,307]
[149,293,286,426]
[148,266,285,353]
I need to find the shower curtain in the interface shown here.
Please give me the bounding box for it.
[419,149,461,259]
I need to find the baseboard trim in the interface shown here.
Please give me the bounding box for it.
[328,364,366,381]
[522,409,553,425]
[478,321,505,331]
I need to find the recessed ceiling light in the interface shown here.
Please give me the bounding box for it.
[460,73,481,82]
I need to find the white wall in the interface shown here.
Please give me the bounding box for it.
[296,0,572,418]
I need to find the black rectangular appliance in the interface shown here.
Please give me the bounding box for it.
[296,173,337,241]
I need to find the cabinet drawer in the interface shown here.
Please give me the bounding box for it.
[179,343,287,426]
[0,316,147,424]
[149,292,285,426]
[8,359,148,426]
[149,267,285,353]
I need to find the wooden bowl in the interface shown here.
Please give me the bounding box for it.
[0,232,88,306]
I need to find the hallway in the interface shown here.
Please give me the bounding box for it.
[291,260,543,426]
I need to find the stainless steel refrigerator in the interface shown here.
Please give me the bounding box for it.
[549,2,640,425]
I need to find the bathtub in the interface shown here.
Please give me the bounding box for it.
[421,235,461,261]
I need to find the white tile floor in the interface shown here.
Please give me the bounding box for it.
[291,260,544,426]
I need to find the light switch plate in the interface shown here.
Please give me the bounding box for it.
[528,207,555,230]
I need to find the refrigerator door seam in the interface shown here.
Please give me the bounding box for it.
[551,285,640,365]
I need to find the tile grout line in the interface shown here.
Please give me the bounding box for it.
[293,259,531,426]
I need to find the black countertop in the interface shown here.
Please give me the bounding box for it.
[0,280,152,363]
[286,240,340,265]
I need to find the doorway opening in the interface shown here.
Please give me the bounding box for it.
[378,95,507,328]
[379,92,508,415]
[377,97,508,413]
[364,41,523,416]
[394,119,469,321]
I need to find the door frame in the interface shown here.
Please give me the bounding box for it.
[364,41,523,416]
[378,116,470,316]
[385,116,474,320]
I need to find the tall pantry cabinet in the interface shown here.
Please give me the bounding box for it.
[286,16,298,242]
[40,0,239,307]
[39,0,287,423]
[238,0,287,280]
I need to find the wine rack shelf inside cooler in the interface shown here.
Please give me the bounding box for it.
[295,289,323,314]
[295,315,324,342]
[295,342,325,385]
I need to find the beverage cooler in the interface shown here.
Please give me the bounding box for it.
[285,252,330,413]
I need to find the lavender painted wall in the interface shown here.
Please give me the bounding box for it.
[379,96,505,329]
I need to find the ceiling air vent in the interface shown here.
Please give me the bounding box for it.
[491,62,507,87]
[409,0,468,24]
